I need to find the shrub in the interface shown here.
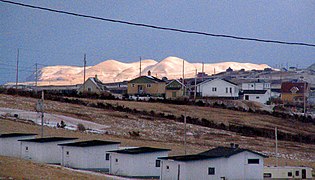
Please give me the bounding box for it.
[77,123,86,131]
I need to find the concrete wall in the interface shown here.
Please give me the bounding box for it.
[160,151,264,180]
[0,135,36,157]
[21,140,75,164]
[197,79,239,98]
[110,151,169,177]
[60,144,119,170]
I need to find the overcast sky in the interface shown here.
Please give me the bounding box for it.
[1,0,315,84]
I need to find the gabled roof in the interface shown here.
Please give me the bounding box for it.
[88,77,108,91]
[128,76,165,84]
[242,90,267,94]
[19,137,77,143]
[197,78,238,87]
[58,140,120,147]
[159,146,267,161]
[0,133,37,138]
[166,79,185,90]
[109,147,170,154]
[281,82,308,94]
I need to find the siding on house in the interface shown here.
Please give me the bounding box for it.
[196,79,239,98]
[0,133,37,157]
[127,76,166,96]
[165,80,185,99]
[281,82,309,104]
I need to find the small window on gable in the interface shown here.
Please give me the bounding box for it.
[105,153,110,160]
[248,159,259,164]
[212,87,217,92]
[147,84,151,88]
[155,160,161,167]
[288,172,292,177]
[87,87,92,92]
[208,167,215,175]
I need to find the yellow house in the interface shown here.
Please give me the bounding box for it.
[127,72,166,97]
[77,75,108,94]
[165,79,185,99]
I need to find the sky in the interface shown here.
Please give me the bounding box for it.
[1,0,315,84]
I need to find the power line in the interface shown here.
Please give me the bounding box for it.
[1,0,315,48]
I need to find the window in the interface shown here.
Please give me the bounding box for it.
[166,165,169,170]
[66,151,69,155]
[87,87,91,92]
[248,159,259,164]
[212,87,217,92]
[208,167,215,175]
[264,173,272,178]
[295,171,299,176]
[288,172,292,177]
[226,87,228,93]
[172,92,177,97]
[256,96,260,99]
[155,160,161,167]
[132,84,135,87]
[115,158,118,162]
[25,146,28,151]
[230,87,232,93]
[105,153,110,160]
[147,84,151,88]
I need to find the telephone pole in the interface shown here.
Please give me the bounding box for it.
[41,91,44,138]
[139,56,142,77]
[194,69,197,100]
[35,63,38,94]
[275,127,278,166]
[202,62,204,81]
[83,54,86,91]
[182,59,185,96]
[184,113,187,155]
[304,81,307,116]
[15,48,19,91]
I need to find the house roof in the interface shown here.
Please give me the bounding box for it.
[166,79,185,90]
[159,146,267,162]
[242,90,267,94]
[19,137,77,143]
[58,140,120,147]
[89,77,108,91]
[128,76,165,84]
[197,78,238,87]
[0,133,37,138]
[109,147,170,154]
[281,82,308,94]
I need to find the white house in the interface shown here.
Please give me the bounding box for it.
[77,75,109,94]
[242,90,270,104]
[196,78,239,98]
[19,137,77,164]
[264,166,313,179]
[241,80,271,91]
[0,133,37,157]
[109,147,170,178]
[58,140,120,171]
[159,145,267,180]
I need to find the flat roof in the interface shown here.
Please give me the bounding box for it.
[59,140,120,147]
[109,147,170,154]
[19,137,77,143]
[0,133,37,138]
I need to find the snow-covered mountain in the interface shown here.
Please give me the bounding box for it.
[27,56,271,85]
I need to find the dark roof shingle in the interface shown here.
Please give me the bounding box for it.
[59,140,120,147]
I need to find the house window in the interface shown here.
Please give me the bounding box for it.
[166,165,169,170]
[256,96,260,99]
[288,172,292,177]
[25,146,28,151]
[295,171,299,176]
[147,84,151,88]
[132,84,135,87]
[226,88,228,93]
[87,87,92,92]
[208,167,215,175]
[212,87,217,92]
[66,151,69,156]
[115,158,118,162]
[105,153,110,160]
[264,173,272,178]
[230,87,232,93]
[155,160,161,167]
[172,92,177,97]
[248,159,259,164]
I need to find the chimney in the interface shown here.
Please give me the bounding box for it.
[148,70,151,76]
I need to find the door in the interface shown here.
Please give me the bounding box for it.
[138,85,143,94]
[302,169,306,179]
[245,95,249,100]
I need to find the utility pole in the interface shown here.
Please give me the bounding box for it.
[35,63,38,94]
[202,62,204,81]
[41,91,44,138]
[182,59,185,96]
[304,81,307,116]
[139,56,142,77]
[184,112,187,155]
[15,48,19,91]
[83,54,86,91]
[275,127,278,166]
[194,69,197,100]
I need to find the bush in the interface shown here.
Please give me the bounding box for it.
[77,123,86,131]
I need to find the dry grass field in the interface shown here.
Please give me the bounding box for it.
[0,94,314,179]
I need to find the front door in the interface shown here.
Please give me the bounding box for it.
[138,85,143,94]
[302,169,306,179]
[245,95,249,100]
